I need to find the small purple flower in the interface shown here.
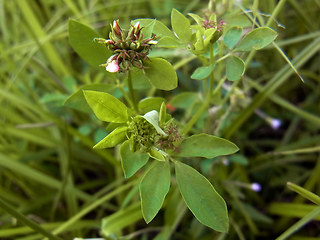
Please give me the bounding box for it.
[251,183,262,192]
[270,119,282,130]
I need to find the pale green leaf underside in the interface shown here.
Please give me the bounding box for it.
[175,161,229,232]
[142,110,167,135]
[176,133,239,158]
[83,90,128,123]
[140,161,171,223]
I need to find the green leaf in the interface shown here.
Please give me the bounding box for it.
[159,102,167,125]
[141,19,156,39]
[148,147,166,161]
[120,140,149,178]
[101,202,142,236]
[64,84,116,113]
[228,154,248,165]
[68,19,111,68]
[142,110,167,136]
[144,58,178,90]
[191,64,215,80]
[176,133,239,158]
[138,97,165,114]
[132,19,177,39]
[157,36,182,48]
[131,70,152,90]
[224,26,243,49]
[83,90,128,123]
[171,9,192,42]
[223,15,251,28]
[175,161,228,232]
[93,126,128,149]
[140,161,171,223]
[169,92,200,109]
[235,27,277,51]
[188,13,205,25]
[226,55,245,81]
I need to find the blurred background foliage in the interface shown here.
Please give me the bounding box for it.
[0,0,320,239]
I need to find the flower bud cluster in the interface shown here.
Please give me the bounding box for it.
[129,117,157,152]
[95,20,157,73]
[155,122,182,152]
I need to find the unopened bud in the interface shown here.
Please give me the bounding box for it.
[113,20,122,36]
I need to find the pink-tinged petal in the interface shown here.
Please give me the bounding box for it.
[106,60,119,72]
[134,21,140,29]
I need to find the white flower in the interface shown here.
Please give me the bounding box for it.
[105,55,119,72]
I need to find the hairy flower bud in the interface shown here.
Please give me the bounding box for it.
[113,20,122,36]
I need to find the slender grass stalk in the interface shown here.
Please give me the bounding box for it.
[275,207,320,240]
[52,180,136,235]
[223,37,320,138]
[0,198,62,240]
[287,182,320,205]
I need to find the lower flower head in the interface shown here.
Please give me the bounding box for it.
[105,56,119,72]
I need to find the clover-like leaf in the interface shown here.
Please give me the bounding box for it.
[83,90,128,123]
[175,161,229,232]
[144,58,178,90]
[235,27,277,51]
[120,140,149,178]
[140,161,171,223]
[176,133,239,158]
[226,55,245,81]
[171,8,192,43]
[68,19,111,68]
[94,126,128,149]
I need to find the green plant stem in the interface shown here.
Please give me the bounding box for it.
[287,182,320,205]
[275,207,320,240]
[182,45,215,135]
[52,180,136,235]
[127,71,138,113]
[0,197,62,240]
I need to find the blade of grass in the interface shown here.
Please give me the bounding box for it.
[275,207,320,240]
[51,180,136,235]
[223,37,320,138]
[17,0,70,76]
[287,182,320,205]
[0,197,62,240]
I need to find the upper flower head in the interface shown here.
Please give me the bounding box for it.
[95,19,158,72]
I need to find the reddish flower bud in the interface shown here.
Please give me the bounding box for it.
[113,20,122,36]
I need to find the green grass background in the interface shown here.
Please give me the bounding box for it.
[1,0,320,239]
